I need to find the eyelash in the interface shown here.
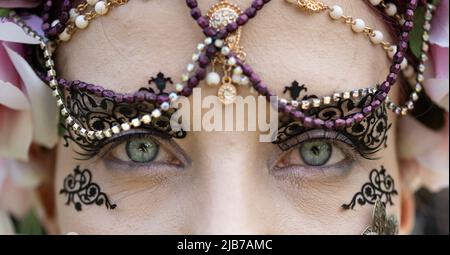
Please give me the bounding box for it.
[73,129,171,161]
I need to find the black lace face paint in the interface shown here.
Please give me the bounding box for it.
[274,90,391,160]
[342,165,398,210]
[60,166,117,212]
[60,72,187,159]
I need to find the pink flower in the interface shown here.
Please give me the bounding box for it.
[0,0,42,8]
[398,0,449,192]
[0,16,58,234]
[0,15,58,161]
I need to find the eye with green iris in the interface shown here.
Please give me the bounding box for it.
[299,140,332,166]
[125,138,159,163]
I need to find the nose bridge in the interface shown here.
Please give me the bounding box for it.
[190,132,266,234]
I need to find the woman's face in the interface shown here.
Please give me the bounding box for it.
[52,0,410,234]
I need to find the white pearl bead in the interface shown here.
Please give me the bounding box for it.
[388,45,397,59]
[385,3,397,16]
[141,115,151,124]
[369,0,382,5]
[59,29,71,42]
[221,46,230,55]
[152,109,162,118]
[175,83,184,92]
[370,30,383,44]
[51,19,60,27]
[329,5,343,20]
[187,63,195,72]
[233,66,243,75]
[352,19,365,33]
[169,92,178,101]
[69,9,78,22]
[204,37,213,45]
[197,43,205,51]
[214,39,224,48]
[240,76,250,86]
[192,53,199,62]
[160,102,170,111]
[181,74,189,82]
[87,0,98,5]
[228,57,237,66]
[95,1,108,15]
[75,15,89,29]
[206,72,221,86]
[232,74,241,84]
[121,123,130,131]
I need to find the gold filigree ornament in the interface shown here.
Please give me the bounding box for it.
[206,0,248,105]
[362,199,399,235]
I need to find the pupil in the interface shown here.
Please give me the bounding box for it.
[299,140,332,167]
[126,138,159,163]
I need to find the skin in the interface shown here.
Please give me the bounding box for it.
[37,0,416,234]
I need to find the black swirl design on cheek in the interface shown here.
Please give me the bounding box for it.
[274,93,391,159]
[342,166,398,210]
[60,166,117,212]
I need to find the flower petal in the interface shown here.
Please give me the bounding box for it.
[0,22,40,45]
[0,105,33,161]
[0,210,14,235]
[430,0,449,48]
[0,80,30,111]
[4,44,59,149]
[0,0,42,8]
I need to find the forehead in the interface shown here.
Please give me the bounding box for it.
[56,0,394,97]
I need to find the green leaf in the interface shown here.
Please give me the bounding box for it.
[13,209,45,235]
[0,8,10,17]
[409,6,426,59]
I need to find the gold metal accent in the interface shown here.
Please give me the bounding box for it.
[362,199,399,235]
[295,0,328,12]
[218,75,237,105]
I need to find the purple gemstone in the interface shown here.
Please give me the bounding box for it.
[292,111,305,121]
[157,94,169,103]
[335,119,346,129]
[363,106,373,116]
[237,14,249,26]
[244,7,257,18]
[314,119,325,128]
[252,0,264,10]
[134,91,145,102]
[181,87,193,97]
[345,117,355,128]
[217,28,228,39]
[250,73,261,84]
[387,73,397,84]
[86,84,95,93]
[203,27,216,37]
[304,117,313,128]
[115,93,124,103]
[191,8,202,20]
[94,86,103,97]
[187,76,199,88]
[198,54,210,68]
[196,68,207,80]
[102,90,115,98]
[145,92,157,102]
[226,22,238,33]
[354,113,365,123]
[376,92,387,101]
[242,64,253,76]
[371,100,381,108]
[325,121,335,130]
[206,45,217,58]
[403,21,414,32]
[197,16,209,28]
[186,0,198,8]
[124,93,134,103]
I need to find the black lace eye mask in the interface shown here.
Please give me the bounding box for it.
[61,74,187,159]
[274,93,391,160]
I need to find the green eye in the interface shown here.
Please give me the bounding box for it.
[126,138,159,163]
[299,140,332,166]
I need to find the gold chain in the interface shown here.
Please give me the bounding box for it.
[296,0,329,12]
